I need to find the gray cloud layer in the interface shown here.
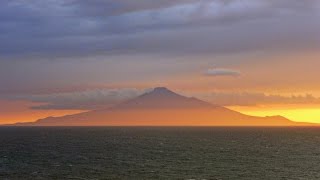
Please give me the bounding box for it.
[0,0,320,96]
[0,0,319,58]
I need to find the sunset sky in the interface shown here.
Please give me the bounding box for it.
[1,0,320,124]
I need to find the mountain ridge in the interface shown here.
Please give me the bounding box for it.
[111,87,215,110]
[7,87,316,126]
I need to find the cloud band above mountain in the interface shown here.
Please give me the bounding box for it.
[199,92,320,106]
[7,88,320,110]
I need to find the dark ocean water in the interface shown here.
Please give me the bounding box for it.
[0,127,320,180]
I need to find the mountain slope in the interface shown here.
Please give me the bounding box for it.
[12,87,313,126]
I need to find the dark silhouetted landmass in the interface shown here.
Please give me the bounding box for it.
[10,87,315,126]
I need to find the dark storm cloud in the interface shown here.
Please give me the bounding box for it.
[0,0,319,57]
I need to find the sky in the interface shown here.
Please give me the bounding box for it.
[1,0,320,124]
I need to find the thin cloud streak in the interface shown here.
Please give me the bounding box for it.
[199,92,320,106]
[205,68,241,77]
[11,88,149,110]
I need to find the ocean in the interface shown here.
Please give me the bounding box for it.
[0,127,319,179]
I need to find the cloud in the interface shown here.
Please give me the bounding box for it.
[67,0,197,17]
[205,68,241,77]
[199,92,320,106]
[7,88,320,110]
[0,0,320,96]
[12,88,149,110]
[0,0,319,58]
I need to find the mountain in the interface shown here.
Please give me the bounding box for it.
[112,87,214,110]
[12,87,313,126]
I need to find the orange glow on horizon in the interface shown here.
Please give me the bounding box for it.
[1,100,320,125]
[228,105,320,123]
[0,100,86,124]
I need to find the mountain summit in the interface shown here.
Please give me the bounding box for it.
[114,87,213,110]
[151,87,175,94]
[11,87,313,126]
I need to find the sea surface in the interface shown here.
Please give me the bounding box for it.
[0,127,320,180]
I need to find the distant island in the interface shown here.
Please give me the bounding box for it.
[11,87,314,126]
